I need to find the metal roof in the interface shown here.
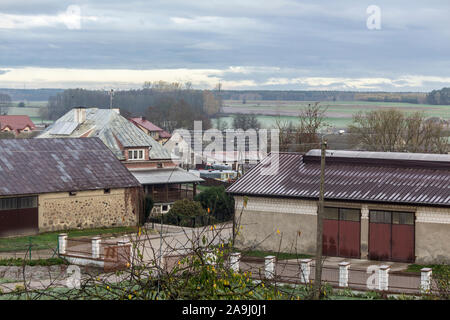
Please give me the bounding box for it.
[38,108,171,160]
[129,168,204,185]
[0,138,141,196]
[227,152,450,207]
[306,149,450,163]
[48,121,79,135]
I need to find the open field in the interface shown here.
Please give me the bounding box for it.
[219,100,450,129]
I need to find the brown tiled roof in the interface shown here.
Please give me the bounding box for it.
[129,117,163,132]
[159,130,172,139]
[227,151,450,207]
[0,138,141,196]
[0,115,36,132]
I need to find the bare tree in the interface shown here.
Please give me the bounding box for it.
[274,116,295,152]
[348,109,449,153]
[0,93,12,115]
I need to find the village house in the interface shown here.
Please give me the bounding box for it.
[128,116,171,144]
[227,150,450,264]
[164,130,262,171]
[0,115,36,136]
[0,138,142,237]
[37,107,202,215]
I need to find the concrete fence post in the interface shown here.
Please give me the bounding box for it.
[378,265,391,291]
[58,233,67,255]
[420,268,432,292]
[91,237,101,259]
[300,259,312,284]
[265,256,276,280]
[339,262,351,287]
[229,252,241,273]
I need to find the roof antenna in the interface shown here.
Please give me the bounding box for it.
[109,89,114,109]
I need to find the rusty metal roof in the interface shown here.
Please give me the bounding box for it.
[0,138,141,196]
[227,152,450,207]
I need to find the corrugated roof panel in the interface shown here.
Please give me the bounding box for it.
[227,152,450,207]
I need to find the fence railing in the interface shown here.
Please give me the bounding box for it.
[58,234,132,271]
[234,254,433,295]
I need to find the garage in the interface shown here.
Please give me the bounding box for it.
[323,207,361,259]
[0,196,38,237]
[369,210,415,262]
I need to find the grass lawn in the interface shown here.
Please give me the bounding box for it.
[0,226,139,253]
[219,100,450,130]
[241,250,313,261]
[0,257,67,266]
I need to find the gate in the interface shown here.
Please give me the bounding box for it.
[323,207,360,259]
[0,196,38,237]
[369,210,415,262]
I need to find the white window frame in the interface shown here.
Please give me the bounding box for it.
[128,149,145,160]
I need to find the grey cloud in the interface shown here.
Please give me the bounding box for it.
[0,0,449,90]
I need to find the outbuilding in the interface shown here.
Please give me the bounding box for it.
[0,138,142,237]
[227,150,450,264]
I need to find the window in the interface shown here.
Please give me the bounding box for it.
[370,210,414,225]
[370,210,392,223]
[392,212,414,225]
[0,196,37,211]
[69,191,77,196]
[0,198,17,210]
[324,207,339,220]
[104,188,111,194]
[157,162,163,168]
[339,208,360,222]
[324,207,360,221]
[127,149,145,160]
[18,197,37,209]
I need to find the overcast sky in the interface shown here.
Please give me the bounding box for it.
[0,0,449,91]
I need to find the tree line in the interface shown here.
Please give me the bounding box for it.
[41,82,222,131]
[273,104,449,154]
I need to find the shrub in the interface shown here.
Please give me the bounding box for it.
[164,199,209,227]
[144,195,154,222]
[194,186,234,222]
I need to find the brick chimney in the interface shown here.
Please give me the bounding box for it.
[74,107,86,123]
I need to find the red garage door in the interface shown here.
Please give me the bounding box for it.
[0,196,38,237]
[369,210,415,263]
[323,207,361,259]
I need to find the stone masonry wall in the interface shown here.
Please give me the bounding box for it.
[38,188,138,232]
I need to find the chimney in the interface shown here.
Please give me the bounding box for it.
[74,107,86,123]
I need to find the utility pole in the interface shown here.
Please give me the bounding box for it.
[313,138,327,299]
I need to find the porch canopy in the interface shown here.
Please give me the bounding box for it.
[130,168,204,185]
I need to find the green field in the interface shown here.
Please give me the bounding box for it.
[219,100,450,129]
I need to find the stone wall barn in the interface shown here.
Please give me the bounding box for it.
[0,137,142,236]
